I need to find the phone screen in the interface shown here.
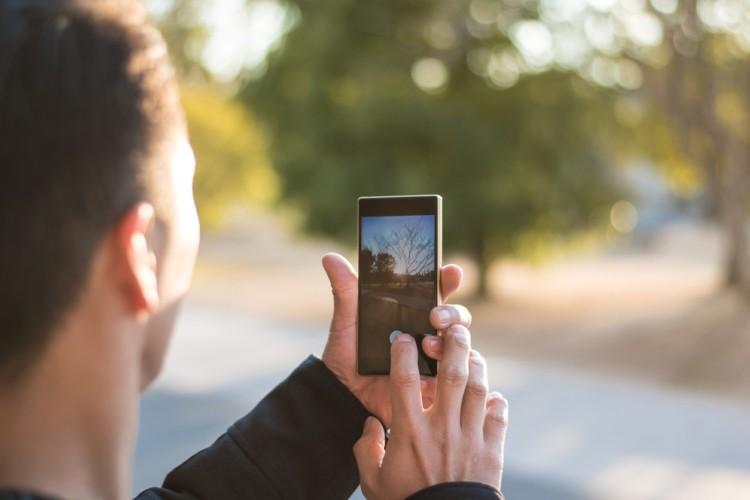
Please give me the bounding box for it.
[358,196,441,375]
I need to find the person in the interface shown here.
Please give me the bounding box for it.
[0,1,509,499]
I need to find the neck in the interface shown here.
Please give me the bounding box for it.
[0,309,140,500]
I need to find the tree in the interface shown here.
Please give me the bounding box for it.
[376,222,434,287]
[374,251,396,284]
[182,85,278,227]
[241,0,621,297]
[361,246,376,282]
[530,0,750,293]
[645,2,750,292]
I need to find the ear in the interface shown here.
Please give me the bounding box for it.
[114,203,159,317]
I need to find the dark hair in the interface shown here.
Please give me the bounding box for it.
[0,0,182,382]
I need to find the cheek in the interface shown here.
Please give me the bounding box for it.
[140,300,182,390]
[177,199,200,280]
[141,200,199,390]
[177,176,200,277]
[162,193,200,301]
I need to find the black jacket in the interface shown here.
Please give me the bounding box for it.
[1,356,503,500]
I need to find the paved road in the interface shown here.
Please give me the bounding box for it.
[361,286,434,311]
[133,301,750,499]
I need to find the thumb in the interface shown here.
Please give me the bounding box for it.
[322,253,358,333]
[353,416,386,490]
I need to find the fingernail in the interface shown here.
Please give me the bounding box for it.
[436,308,451,323]
[488,394,508,414]
[426,336,441,349]
[389,330,402,344]
[397,333,413,343]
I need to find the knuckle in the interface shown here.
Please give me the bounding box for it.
[470,350,487,368]
[483,449,504,470]
[488,391,506,403]
[486,408,508,428]
[392,370,420,387]
[455,304,472,325]
[331,284,357,298]
[442,305,458,320]
[446,325,470,349]
[432,306,452,322]
[466,380,489,399]
[442,363,468,385]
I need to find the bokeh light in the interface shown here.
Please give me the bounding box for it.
[610,200,639,233]
[411,57,449,93]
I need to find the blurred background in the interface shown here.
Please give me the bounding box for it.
[134,0,750,498]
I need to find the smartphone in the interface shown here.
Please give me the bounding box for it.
[357,195,442,376]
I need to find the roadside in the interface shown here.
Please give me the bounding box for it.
[135,300,750,500]
[190,212,750,403]
[473,222,749,401]
[133,211,750,498]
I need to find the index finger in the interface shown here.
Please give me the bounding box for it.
[390,334,424,424]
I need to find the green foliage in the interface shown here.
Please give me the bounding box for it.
[611,97,701,196]
[241,0,622,294]
[183,85,278,228]
[582,1,750,288]
[146,1,279,228]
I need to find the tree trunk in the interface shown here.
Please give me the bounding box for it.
[721,200,746,288]
[659,28,750,295]
[719,140,750,294]
[473,233,489,299]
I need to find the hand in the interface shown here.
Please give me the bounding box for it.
[321,253,471,426]
[354,329,508,499]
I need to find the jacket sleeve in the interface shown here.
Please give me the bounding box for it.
[407,482,504,499]
[135,355,371,500]
[134,356,506,500]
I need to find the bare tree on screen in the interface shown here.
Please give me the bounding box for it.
[376,222,433,287]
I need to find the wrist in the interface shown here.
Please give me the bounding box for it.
[406,482,504,500]
[320,353,358,396]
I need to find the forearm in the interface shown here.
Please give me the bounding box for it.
[135,356,506,500]
[226,355,371,498]
[136,355,370,500]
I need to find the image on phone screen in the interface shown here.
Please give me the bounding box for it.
[358,196,440,375]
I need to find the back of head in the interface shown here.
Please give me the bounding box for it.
[0,0,182,383]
